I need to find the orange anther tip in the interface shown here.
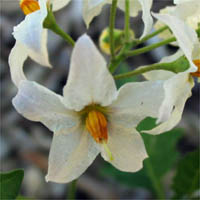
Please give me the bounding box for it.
[20,0,40,15]
[191,59,200,77]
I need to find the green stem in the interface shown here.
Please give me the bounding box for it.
[114,62,172,80]
[109,0,118,60]
[126,37,176,57]
[114,55,190,79]
[125,0,130,42]
[109,45,128,73]
[50,23,75,47]
[145,160,165,199]
[109,37,176,74]
[138,26,169,44]
[67,180,77,200]
[43,6,75,47]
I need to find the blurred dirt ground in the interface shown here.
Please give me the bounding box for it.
[0,0,199,199]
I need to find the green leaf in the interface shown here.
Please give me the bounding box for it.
[0,169,24,200]
[142,130,183,179]
[16,195,31,200]
[100,118,183,195]
[172,150,200,199]
[100,162,153,189]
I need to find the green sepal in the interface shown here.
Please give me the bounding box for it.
[159,55,190,74]
[170,55,190,73]
[43,4,56,30]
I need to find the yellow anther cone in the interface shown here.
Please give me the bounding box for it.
[20,0,40,15]
[191,60,200,77]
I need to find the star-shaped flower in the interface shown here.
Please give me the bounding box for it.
[83,0,153,38]
[154,1,200,41]
[12,34,166,183]
[9,0,71,87]
[143,13,200,135]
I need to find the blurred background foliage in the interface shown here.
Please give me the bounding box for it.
[1,0,199,199]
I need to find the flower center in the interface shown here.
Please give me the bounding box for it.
[20,0,40,15]
[86,110,108,144]
[191,60,200,77]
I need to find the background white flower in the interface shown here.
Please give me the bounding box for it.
[12,34,167,183]
[83,0,153,38]
[154,1,200,41]
[143,13,200,135]
[9,0,72,87]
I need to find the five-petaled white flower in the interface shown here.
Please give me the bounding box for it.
[142,13,200,135]
[12,34,166,183]
[83,0,153,38]
[9,0,71,87]
[154,0,200,41]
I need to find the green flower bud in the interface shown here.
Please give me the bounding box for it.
[99,28,135,55]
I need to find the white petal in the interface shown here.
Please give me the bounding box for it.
[145,73,194,135]
[46,129,100,183]
[50,0,71,11]
[101,124,148,172]
[174,1,200,26]
[13,0,51,67]
[8,41,28,87]
[109,80,165,129]
[12,80,79,134]
[174,0,195,4]
[157,73,194,123]
[63,34,117,111]
[153,6,176,41]
[118,0,141,17]
[9,38,51,88]
[138,0,153,38]
[152,13,199,72]
[118,0,153,37]
[82,0,109,28]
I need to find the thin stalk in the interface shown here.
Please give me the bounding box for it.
[126,37,176,57]
[109,45,127,73]
[124,0,130,42]
[109,0,118,60]
[114,62,172,80]
[109,37,176,74]
[43,6,75,47]
[67,180,77,200]
[50,23,75,47]
[139,26,169,44]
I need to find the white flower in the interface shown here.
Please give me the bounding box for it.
[83,0,153,38]
[9,0,71,87]
[154,1,200,41]
[143,13,200,135]
[12,34,166,183]
[174,0,193,4]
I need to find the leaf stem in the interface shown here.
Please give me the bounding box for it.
[109,36,176,74]
[109,0,118,60]
[67,179,77,200]
[138,26,169,44]
[109,45,128,73]
[124,0,130,42]
[43,5,75,47]
[114,62,172,80]
[126,37,176,57]
[50,23,75,47]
